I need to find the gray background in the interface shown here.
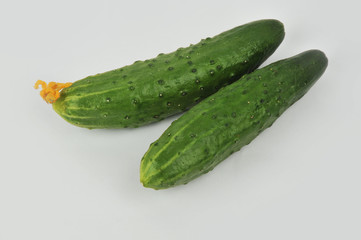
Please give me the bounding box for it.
[1,0,360,239]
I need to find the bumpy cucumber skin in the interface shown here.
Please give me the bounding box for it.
[140,50,328,190]
[53,19,284,129]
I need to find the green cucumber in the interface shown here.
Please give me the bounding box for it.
[52,19,284,129]
[140,50,328,189]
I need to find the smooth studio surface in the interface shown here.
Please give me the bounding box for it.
[0,0,360,239]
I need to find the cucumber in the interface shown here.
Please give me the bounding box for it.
[140,50,328,189]
[51,19,284,128]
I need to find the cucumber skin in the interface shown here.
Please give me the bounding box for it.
[140,50,328,190]
[52,19,285,129]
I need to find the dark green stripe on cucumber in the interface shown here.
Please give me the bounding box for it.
[140,50,328,189]
[53,19,285,128]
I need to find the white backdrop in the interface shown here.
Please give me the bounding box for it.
[0,0,360,239]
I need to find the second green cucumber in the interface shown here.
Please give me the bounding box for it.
[140,50,328,189]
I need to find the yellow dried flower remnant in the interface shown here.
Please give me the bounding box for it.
[34,80,72,103]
